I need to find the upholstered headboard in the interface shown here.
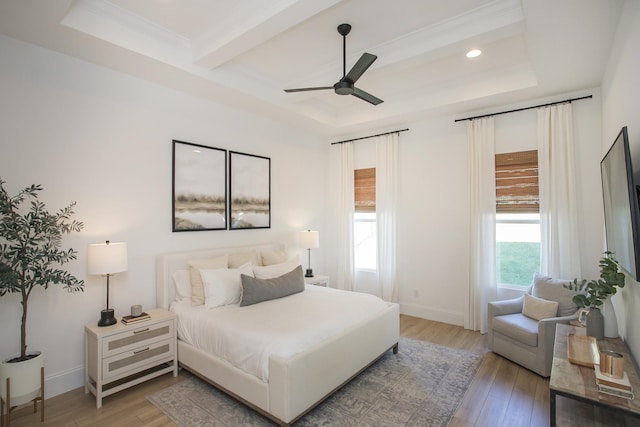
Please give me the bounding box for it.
[155,243,288,310]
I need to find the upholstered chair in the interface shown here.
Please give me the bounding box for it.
[487,273,581,377]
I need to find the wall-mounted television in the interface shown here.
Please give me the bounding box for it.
[601,126,640,280]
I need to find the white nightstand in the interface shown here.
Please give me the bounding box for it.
[304,274,330,287]
[84,308,178,408]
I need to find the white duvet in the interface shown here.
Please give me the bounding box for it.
[170,285,389,382]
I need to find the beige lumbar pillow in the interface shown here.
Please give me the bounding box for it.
[188,254,228,306]
[522,293,559,321]
[228,250,261,268]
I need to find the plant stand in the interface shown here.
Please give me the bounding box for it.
[0,367,44,427]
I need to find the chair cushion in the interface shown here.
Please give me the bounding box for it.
[531,273,579,317]
[522,294,559,321]
[492,313,539,347]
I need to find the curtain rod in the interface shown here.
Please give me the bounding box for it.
[454,95,592,123]
[331,128,409,145]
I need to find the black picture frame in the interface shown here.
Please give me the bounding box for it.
[172,140,227,231]
[229,151,271,229]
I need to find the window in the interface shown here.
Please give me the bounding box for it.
[496,213,540,286]
[354,168,376,270]
[495,150,540,287]
[354,212,377,270]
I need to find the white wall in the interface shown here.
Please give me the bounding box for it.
[0,34,327,397]
[601,0,640,361]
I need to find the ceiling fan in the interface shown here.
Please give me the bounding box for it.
[284,23,383,105]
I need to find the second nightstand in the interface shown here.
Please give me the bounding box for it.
[84,308,178,408]
[304,274,330,287]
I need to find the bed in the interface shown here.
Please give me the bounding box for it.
[156,243,400,426]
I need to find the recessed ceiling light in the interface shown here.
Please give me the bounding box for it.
[466,49,482,58]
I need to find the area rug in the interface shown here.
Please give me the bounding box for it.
[147,337,483,426]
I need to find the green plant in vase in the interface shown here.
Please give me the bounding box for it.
[564,252,625,338]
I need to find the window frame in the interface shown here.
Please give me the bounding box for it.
[353,167,377,272]
[494,149,541,290]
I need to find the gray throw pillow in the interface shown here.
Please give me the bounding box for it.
[531,273,580,317]
[240,265,305,307]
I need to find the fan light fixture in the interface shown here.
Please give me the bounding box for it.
[284,24,383,105]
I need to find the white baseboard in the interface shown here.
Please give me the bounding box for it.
[45,365,85,399]
[400,303,464,327]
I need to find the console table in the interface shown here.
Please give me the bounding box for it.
[550,324,640,426]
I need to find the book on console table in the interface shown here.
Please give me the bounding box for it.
[597,383,635,400]
[595,365,634,399]
[121,312,150,324]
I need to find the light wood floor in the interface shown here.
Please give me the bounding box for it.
[5,315,633,426]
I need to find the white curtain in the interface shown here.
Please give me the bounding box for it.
[329,142,355,291]
[466,117,497,333]
[375,132,398,302]
[538,103,582,279]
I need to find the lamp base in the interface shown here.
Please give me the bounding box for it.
[98,309,117,327]
[305,268,314,278]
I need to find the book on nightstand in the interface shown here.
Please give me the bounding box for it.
[121,312,150,325]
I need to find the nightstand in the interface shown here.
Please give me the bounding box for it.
[84,308,178,408]
[304,274,330,287]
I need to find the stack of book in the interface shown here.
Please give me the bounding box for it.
[121,312,150,325]
[595,365,635,399]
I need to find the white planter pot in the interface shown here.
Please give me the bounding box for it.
[0,351,43,407]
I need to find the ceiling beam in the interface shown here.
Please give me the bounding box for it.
[192,0,343,70]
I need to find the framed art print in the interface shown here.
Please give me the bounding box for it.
[229,151,271,229]
[172,140,227,231]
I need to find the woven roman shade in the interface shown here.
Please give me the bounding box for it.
[355,168,375,212]
[495,150,539,213]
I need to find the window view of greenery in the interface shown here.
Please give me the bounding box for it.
[496,241,540,286]
[496,214,540,287]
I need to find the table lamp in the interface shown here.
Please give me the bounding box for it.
[299,230,319,278]
[88,240,128,327]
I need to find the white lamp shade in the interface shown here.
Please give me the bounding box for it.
[298,230,319,249]
[87,241,128,275]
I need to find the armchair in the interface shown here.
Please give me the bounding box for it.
[487,274,581,377]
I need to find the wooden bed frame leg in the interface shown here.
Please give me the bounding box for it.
[393,343,399,354]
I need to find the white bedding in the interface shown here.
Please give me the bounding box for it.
[170,285,389,382]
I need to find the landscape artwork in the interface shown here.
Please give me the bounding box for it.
[230,151,270,229]
[172,140,227,231]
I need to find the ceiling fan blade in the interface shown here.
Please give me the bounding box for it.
[284,86,333,93]
[352,87,383,105]
[344,53,377,83]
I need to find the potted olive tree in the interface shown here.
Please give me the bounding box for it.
[564,252,625,339]
[0,178,84,413]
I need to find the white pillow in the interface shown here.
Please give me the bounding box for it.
[173,269,191,302]
[252,255,300,279]
[260,249,290,266]
[522,293,559,321]
[188,254,229,306]
[201,262,254,308]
